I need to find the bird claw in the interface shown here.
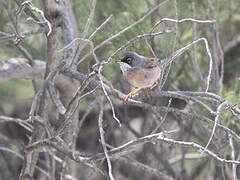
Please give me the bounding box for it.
[145,89,151,97]
[146,81,158,98]
[124,94,131,102]
[124,87,142,102]
[124,91,135,102]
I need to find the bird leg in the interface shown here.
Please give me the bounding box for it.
[146,81,158,97]
[124,87,142,101]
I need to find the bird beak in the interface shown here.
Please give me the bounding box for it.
[117,60,123,64]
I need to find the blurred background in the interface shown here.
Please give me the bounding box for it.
[0,0,240,179]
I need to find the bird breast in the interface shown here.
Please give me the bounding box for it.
[124,66,161,88]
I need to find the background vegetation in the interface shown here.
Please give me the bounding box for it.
[0,0,240,179]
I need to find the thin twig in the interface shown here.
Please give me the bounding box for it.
[171,37,213,92]
[0,146,50,177]
[192,2,204,89]
[151,98,173,134]
[82,0,97,38]
[0,116,32,132]
[227,77,239,180]
[57,38,99,64]
[75,14,113,65]
[98,65,121,126]
[151,17,216,33]
[48,82,66,115]
[97,96,115,180]
[157,135,240,165]
[105,30,172,64]
[229,134,237,180]
[201,101,228,154]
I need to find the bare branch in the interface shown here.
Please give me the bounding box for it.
[157,135,240,165]
[48,82,66,115]
[0,58,45,83]
[117,156,173,180]
[202,101,228,154]
[0,116,32,132]
[82,0,97,38]
[0,27,47,42]
[105,30,172,64]
[18,1,52,36]
[98,65,121,126]
[74,14,113,65]
[97,96,115,180]
[151,17,216,33]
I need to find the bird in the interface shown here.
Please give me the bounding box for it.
[117,51,164,101]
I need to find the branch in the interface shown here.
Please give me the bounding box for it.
[97,96,115,180]
[157,135,240,165]
[201,101,228,154]
[25,131,240,166]
[0,146,50,177]
[116,156,173,180]
[17,1,52,36]
[0,27,47,42]
[150,17,216,33]
[0,58,45,83]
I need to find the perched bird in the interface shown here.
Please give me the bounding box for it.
[117,52,164,101]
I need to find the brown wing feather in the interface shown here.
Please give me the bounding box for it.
[144,57,159,68]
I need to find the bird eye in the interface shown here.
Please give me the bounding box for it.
[126,57,131,63]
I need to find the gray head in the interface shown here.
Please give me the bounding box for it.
[120,52,146,68]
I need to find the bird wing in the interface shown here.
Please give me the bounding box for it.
[144,57,159,68]
[146,56,173,68]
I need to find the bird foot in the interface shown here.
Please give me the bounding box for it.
[146,81,158,98]
[124,87,142,102]
[145,89,151,98]
[124,93,132,102]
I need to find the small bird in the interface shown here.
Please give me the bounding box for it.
[117,51,163,101]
